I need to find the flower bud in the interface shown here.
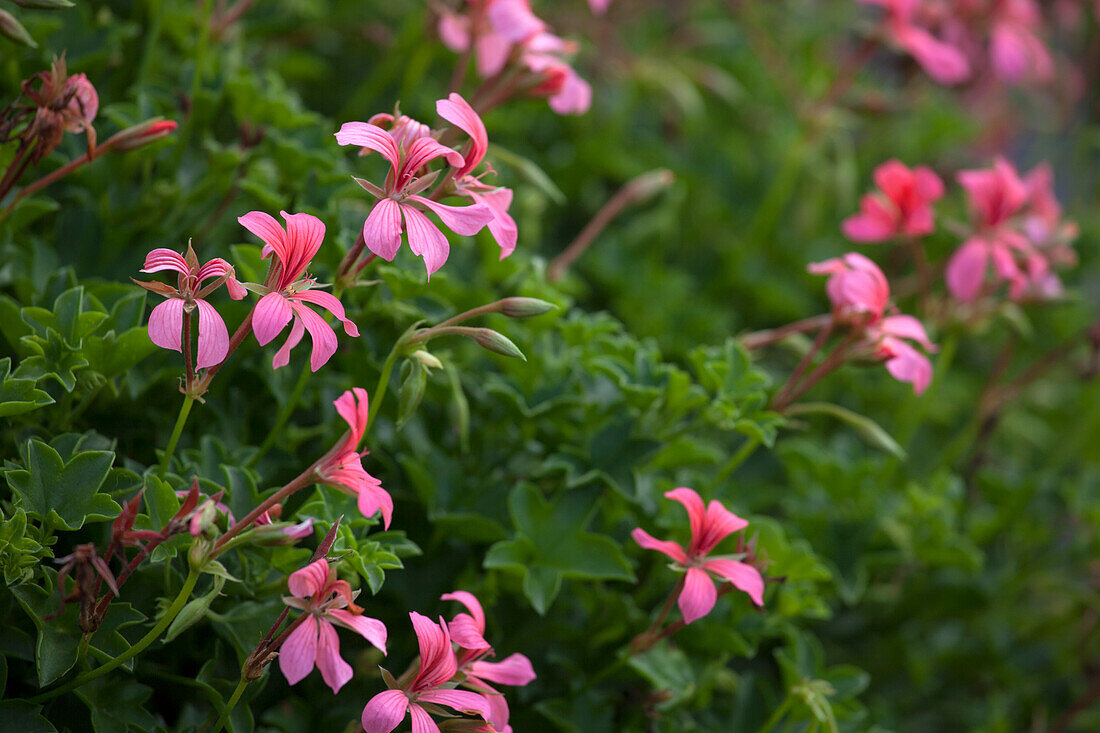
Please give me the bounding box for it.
[412,349,443,370]
[0,9,36,48]
[188,536,212,569]
[10,0,74,8]
[497,297,557,319]
[105,118,179,152]
[470,328,526,361]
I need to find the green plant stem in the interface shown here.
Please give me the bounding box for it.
[208,676,248,733]
[755,693,793,733]
[366,341,401,436]
[211,464,319,556]
[31,567,200,702]
[160,396,196,476]
[711,436,762,490]
[247,361,311,468]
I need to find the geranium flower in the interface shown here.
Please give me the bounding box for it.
[238,210,359,371]
[520,32,593,115]
[314,388,392,529]
[137,245,246,369]
[442,590,537,732]
[361,613,492,733]
[436,93,518,257]
[632,488,765,624]
[842,160,944,242]
[280,558,387,694]
[335,121,494,276]
[858,0,970,85]
[807,252,890,321]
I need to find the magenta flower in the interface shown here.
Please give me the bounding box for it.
[808,253,937,393]
[137,246,246,369]
[858,0,970,85]
[436,93,518,257]
[988,0,1054,83]
[280,558,387,694]
[315,388,392,529]
[361,613,492,733]
[238,210,359,371]
[842,159,944,242]
[632,488,764,625]
[442,590,537,732]
[335,120,494,276]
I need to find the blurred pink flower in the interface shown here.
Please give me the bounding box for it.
[335,121,494,276]
[280,558,387,694]
[632,488,764,624]
[858,0,971,84]
[315,388,392,529]
[521,32,593,114]
[138,246,246,369]
[807,252,890,321]
[867,315,937,393]
[842,160,945,242]
[442,590,537,732]
[436,93,519,257]
[588,0,612,14]
[238,211,359,371]
[988,0,1054,83]
[361,613,492,733]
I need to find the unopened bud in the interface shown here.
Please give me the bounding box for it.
[188,536,212,569]
[497,297,557,319]
[10,0,74,8]
[106,118,179,152]
[470,328,526,361]
[412,349,443,370]
[189,499,219,537]
[0,9,36,48]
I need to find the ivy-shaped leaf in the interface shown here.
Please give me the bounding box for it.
[0,357,54,418]
[6,439,120,531]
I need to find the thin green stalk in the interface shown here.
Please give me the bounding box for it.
[247,361,311,468]
[208,676,248,733]
[711,437,762,490]
[31,568,200,702]
[755,693,794,733]
[160,396,196,476]
[366,342,401,437]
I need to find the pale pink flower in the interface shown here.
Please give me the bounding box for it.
[137,246,246,369]
[438,1,520,78]
[335,121,494,276]
[238,211,359,371]
[988,0,1054,83]
[315,388,392,529]
[61,73,98,133]
[632,488,764,624]
[361,613,492,733]
[521,32,593,115]
[809,253,937,393]
[842,160,944,242]
[442,590,536,732]
[588,0,612,14]
[280,558,387,694]
[436,93,518,257]
[858,0,971,84]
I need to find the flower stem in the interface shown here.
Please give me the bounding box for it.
[740,314,832,351]
[211,465,319,556]
[247,361,311,468]
[365,340,401,437]
[31,567,200,702]
[208,676,248,733]
[770,319,834,411]
[711,436,762,490]
[160,396,196,477]
[755,693,794,733]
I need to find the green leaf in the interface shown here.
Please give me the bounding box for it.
[786,402,907,459]
[163,575,225,643]
[0,357,54,418]
[0,701,56,733]
[10,575,81,687]
[6,439,120,531]
[75,676,159,732]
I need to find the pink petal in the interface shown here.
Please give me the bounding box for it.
[807,257,846,276]
[417,689,493,721]
[335,122,400,168]
[476,32,512,77]
[913,166,946,201]
[881,337,933,394]
[879,314,936,352]
[436,93,487,178]
[354,468,393,528]
[363,198,404,262]
[678,567,718,625]
[238,211,286,254]
[141,248,190,275]
[873,159,913,200]
[896,26,971,84]
[147,298,185,353]
[253,292,293,346]
[278,211,326,285]
[488,0,546,43]
[315,619,354,694]
[473,186,518,258]
[278,614,318,685]
[401,204,451,276]
[945,239,989,302]
[399,137,465,189]
[290,301,339,372]
[447,614,490,652]
[288,558,330,598]
[293,290,359,337]
[329,609,387,653]
[704,559,765,607]
[362,689,409,733]
[408,196,494,237]
[664,487,707,549]
[630,528,688,564]
[409,705,441,733]
[272,316,306,370]
[469,653,537,687]
[437,9,470,52]
[410,613,457,690]
[440,590,486,635]
[549,69,592,115]
[694,500,750,556]
[334,387,370,446]
[842,198,897,242]
[194,299,230,369]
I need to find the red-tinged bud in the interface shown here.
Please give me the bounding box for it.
[112,489,145,539]
[106,118,179,152]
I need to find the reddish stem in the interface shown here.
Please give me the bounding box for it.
[211,464,320,555]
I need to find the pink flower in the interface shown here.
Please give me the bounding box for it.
[335,121,494,276]
[858,0,970,84]
[632,488,764,624]
[238,211,359,371]
[137,246,246,369]
[61,73,98,133]
[988,0,1054,83]
[280,558,387,694]
[436,93,519,257]
[588,0,611,14]
[442,591,537,732]
[809,253,937,393]
[361,613,492,733]
[315,388,393,529]
[842,160,944,242]
[438,1,526,78]
[521,32,593,115]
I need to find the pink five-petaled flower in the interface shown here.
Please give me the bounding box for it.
[857,0,971,84]
[362,613,492,733]
[809,252,937,393]
[280,558,387,694]
[138,246,246,369]
[842,160,945,242]
[315,388,393,529]
[436,93,518,258]
[238,211,359,371]
[441,590,537,733]
[631,488,765,625]
[334,120,494,276]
